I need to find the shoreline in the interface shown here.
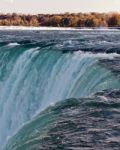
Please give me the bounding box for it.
[0,26,120,31]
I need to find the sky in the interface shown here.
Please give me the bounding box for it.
[0,0,120,14]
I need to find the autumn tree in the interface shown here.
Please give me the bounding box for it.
[108,14,120,27]
[0,12,120,27]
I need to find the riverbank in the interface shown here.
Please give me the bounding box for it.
[0,26,120,31]
[0,13,120,27]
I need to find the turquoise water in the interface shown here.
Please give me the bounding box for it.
[0,30,120,150]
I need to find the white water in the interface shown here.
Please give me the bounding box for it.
[7,43,20,47]
[0,26,119,31]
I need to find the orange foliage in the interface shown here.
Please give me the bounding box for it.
[0,13,120,27]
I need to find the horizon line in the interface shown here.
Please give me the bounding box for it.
[0,11,120,15]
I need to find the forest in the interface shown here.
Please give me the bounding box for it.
[0,12,120,27]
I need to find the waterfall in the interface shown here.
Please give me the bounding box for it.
[0,45,120,148]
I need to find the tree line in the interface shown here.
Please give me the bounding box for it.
[0,12,120,27]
